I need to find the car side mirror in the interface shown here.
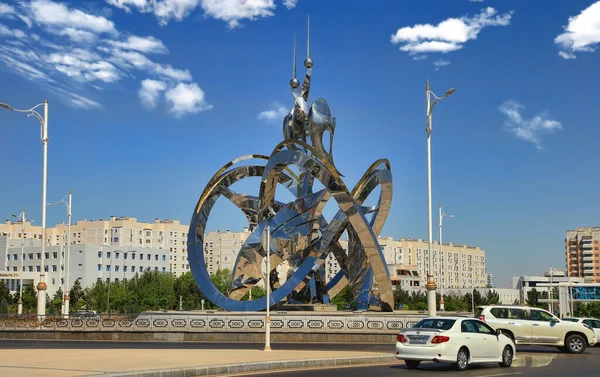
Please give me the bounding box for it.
[551,318,559,323]
[495,329,502,336]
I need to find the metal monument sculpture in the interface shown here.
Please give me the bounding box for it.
[188,20,394,312]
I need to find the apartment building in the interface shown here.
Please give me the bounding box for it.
[203,229,252,274]
[1,216,190,277]
[1,236,169,296]
[566,227,600,283]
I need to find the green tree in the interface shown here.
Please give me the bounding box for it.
[174,272,207,310]
[0,297,8,315]
[69,279,84,312]
[211,269,232,296]
[331,285,356,310]
[526,288,541,308]
[393,287,411,310]
[484,289,500,305]
[51,288,63,314]
[22,284,37,313]
[0,282,12,304]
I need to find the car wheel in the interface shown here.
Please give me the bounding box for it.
[565,334,586,354]
[453,348,469,371]
[405,360,420,369]
[499,345,513,367]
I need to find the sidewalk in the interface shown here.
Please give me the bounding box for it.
[0,344,395,377]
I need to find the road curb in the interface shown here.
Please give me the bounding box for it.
[80,354,396,377]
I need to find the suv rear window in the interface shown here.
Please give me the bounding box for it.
[474,307,484,318]
[490,308,508,319]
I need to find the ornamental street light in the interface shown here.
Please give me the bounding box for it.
[438,204,454,311]
[425,81,454,317]
[261,206,277,352]
[1,100,49,318]
[11,210,28,315]
[48,190,72,316]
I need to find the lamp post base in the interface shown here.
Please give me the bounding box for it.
[17,299,23,315]
[425,274,437,317]
[36,281,47,320]
[63,295,70,317]
[439,297,445,312]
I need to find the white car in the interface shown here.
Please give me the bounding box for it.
[475,305,597,353]
[395,317,516,371]
[562,317,600,344]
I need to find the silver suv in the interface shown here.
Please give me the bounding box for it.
[475,305,596,354]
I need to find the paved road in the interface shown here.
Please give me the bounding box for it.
[244,346,600,377]
[0,340,391,352]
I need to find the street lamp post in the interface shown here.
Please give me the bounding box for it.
[11,210,27,315]
[48,190,72,316]
[262,207,276,352]
[2,100,49,318]
[549,266,554,314]
[425,81,455,317]
[438,204,453,311]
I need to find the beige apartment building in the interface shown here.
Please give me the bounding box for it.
[203,228,252,274]
[566,227,600,283]
[325,236,486,289]
[1,216,191,277]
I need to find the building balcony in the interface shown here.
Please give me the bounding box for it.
[582,243,593,249]
[583,249,593,256]
[584,270,594,276]
[584,262,594,268]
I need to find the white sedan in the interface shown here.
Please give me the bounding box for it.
[562,317,600,344]
[396,317,516,371]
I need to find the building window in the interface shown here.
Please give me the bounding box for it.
[131,253,136,260]
[162,267,166,273]
[115,252,120,259]
[106,265,111,272]
[155,254,158,261]
[132,266,135,272]
[124,253,128,260]
[139,266,143,273]
[162,255,166,261]
[147,254,151,260]
[115,265,120,272]
[154,267,158,272]
[124,266,128,272]
[52,265,57,272]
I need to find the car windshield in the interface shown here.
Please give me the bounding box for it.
[412,318,456,330]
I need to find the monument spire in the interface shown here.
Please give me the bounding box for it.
[304,15,313,69]
[290,34,299,89]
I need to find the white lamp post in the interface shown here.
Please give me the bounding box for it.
[11,210,27,315]
[425,82,454,317]
[262,206,276,352]
[1,100,49,319]
[48,190,72,316]
[438,204,453,311]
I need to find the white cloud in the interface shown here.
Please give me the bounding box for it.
[139,79,167,109]
[0,3,15,17]
[108,48,192,81]
[413,55,427,60]
[558,51,576,60]
[0,23,26,39]
[29,0,117,35]
[283,0,298,10]
[500,100,562,150]
[47,49,120,83]
[108,35,168,54]
[107,0,288,28]
[433,59,450,70]
[258,103,288,123]
[69,93,103,109]
[433,59,451,66]
[165,82,212,116]
[57,28,97,43]
[391,7,513,56]
[555,1,600,59]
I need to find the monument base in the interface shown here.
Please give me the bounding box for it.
[279,304,338,312]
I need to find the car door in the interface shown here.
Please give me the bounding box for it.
[461,320,487,361]
[529,309,561,344]
[506,308,531,343]
[472,320,500,359]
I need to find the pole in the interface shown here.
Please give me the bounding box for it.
[37,100,49,319]
[472,289,475,314]
[425,80,437,317]
[17,210,25,315]
[264,221,272,352]
[549,266,554,314]
[107,249,114,315]
[59,234,65,316]
[439,204,444,311]
[63,190,72,316]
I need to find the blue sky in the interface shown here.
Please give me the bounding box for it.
[1,0,600,288]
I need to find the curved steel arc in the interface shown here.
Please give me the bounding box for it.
[258,149,394,311]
